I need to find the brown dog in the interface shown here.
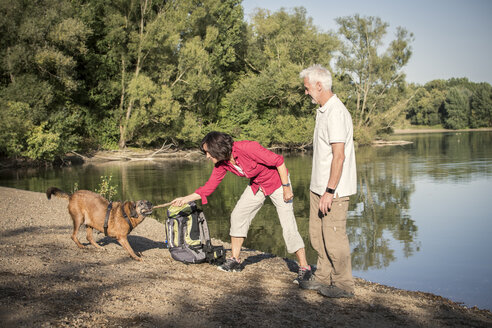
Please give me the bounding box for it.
[46,187,153,261]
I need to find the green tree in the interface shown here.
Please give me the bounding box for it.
[335,14,414,143]
[405,82,446,126]
[0,101,32,157]
[469,83,492,128]
[404,79,492,129]
[96,0,182,148]
[218,7,338,146]
[82,0,246,149]
[443,87,471,129]
[0,0,91,160]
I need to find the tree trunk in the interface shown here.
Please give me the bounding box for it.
[119,57,127,149]
[118,0,148,149]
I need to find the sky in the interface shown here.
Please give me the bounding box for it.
[241,0,492,85]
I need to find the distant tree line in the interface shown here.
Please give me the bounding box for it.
[405,78,492,129]
[0,0,489,163]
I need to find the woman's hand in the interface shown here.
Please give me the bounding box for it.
[170,197,187,207]
[276,163,293,203]
[170,193,201,207]
[283,185,294,203]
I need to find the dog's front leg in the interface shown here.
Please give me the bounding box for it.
[117,237,142,261]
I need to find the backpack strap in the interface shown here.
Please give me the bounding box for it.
[167,217,177,248]
[104,202,112,236]
[178,216,187,247]
[165,217,171,248]
[197,211,210,245]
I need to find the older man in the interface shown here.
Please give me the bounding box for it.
[299,64,357,298]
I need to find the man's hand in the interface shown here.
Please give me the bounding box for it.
[319,192,334,215]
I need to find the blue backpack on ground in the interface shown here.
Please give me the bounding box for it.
[165,202,225,265]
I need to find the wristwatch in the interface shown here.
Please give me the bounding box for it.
[282,183,291,187]
[325,187,335,194]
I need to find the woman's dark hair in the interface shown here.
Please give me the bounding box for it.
[200,131,233,162]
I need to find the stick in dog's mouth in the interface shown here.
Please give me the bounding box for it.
[152,201,173,209]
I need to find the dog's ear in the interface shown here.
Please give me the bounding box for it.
[130,202,138,218]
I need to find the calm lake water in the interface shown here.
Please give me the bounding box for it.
[1,131,491,310]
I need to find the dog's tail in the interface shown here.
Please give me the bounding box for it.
[46,187,70,200]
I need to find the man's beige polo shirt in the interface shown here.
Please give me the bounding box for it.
[310,94,357,197]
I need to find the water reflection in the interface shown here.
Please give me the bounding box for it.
[393,131,492,180]
[350,145,419,271]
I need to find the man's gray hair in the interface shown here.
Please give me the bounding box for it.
[299,64,332,91]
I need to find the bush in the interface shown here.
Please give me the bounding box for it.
[354,126,375,146]
[23,123,61,161]
[95,175,118,201]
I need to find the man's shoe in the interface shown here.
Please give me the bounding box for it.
[217,257,242,272]
[317,285,354,298]
[299,278,326,291]
[293,266,312,284]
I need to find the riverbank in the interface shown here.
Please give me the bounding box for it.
[0,149,206,169]
[393,127,492,134]
[2,128,492,169]
[1,186,491,327]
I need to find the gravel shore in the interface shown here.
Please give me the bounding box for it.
[1,186,491,327]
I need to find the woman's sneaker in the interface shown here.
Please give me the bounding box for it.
[293,265,312,284]
[217,257,242,272]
